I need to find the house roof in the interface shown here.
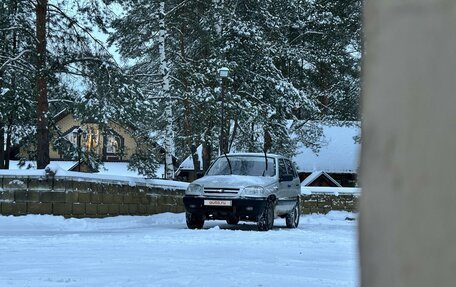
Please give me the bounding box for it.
[68,161,99,173]
[300,170,342,187]
[52,109,137,131]
[293,123,360,173]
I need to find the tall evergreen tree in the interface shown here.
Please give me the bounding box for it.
[0,0,36,169]
[110,0,361,175]
[1,0,130,169]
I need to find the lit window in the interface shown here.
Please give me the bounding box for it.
[106,135,121,154]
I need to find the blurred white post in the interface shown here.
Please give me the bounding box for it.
[361,1,456,286]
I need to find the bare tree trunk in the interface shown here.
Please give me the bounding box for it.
[228,118,238,152]
[158,1,175,179]
[5,123,12,169]
[179,26,199,181]
[0,2,7,169]
[202,139,212,174]
[0,68,4,169]
[188,144,199,180]
[0,125,4,169]
[6,1,17,170]
[263,126,272,153]
[249,122,255,152]
[202,123,214,173]
[36,0,49,169]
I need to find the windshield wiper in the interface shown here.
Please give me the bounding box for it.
[223,152,232,174]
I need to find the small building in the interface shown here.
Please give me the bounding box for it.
[17,111,175,177]
[300,170,342,187]
[294,123,360,187]
[50,111,136,161]
[175,145,203,181]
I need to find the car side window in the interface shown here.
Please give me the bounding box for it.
[278,159,287,177]
[285,160,297,178]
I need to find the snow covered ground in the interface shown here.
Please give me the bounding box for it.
[0,212,359,287]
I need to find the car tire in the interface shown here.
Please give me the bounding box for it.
[186,212,204,229]
[257,201,274,231]
[286,201,300,228]
[226,217,240,225]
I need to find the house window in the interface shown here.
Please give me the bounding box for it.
[85,127,99,150]
[103,131,124,161]
[63,126,99,151]
[106,135,121,154]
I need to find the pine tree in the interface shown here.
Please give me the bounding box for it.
[0,0,36,169]
[1,0,130,169]
[110,0,362,174]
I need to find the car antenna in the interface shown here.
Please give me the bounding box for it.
[262,150,268,176]
[262,128,272,176]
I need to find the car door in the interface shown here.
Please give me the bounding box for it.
[278,159,289,196]
[277,159,295,214]
[284,159,301,197]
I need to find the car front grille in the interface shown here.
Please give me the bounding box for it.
[204,187,239,195]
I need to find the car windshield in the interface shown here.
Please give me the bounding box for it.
[206,156,276,177]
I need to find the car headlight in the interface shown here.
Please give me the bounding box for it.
[186,183,204,195]
[240,186,266,197]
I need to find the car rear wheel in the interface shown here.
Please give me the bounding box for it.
[286,201,300,228]
[257,202,274,231]
[186,212,205,229]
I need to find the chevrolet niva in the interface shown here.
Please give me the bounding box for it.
[183,153,301,231]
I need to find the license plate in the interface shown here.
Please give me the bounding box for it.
[204,200,232,207]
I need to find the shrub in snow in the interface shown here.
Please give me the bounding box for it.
[45,163,62,177]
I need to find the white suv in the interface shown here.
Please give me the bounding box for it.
[183,153,301,231]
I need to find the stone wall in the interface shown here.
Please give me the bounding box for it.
[300,194,358,214]
[0,175,185,218]
[0,174,358,217]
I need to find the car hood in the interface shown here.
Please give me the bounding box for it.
[192,175,277,189]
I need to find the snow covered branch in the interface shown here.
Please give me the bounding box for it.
[0,50,32,72]
[47,3,119,67]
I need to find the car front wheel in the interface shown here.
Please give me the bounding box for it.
[286,201,300,228]
[257,201,274,231]
[186,212,205,229]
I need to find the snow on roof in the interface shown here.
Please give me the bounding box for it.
[7,161,166,179]
[293,124,360,173]
[301,170,342,187]
[178,145,203,171]
[301,186,361,196]
[1,163,187,190]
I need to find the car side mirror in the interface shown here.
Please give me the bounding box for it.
[279,174,294,182]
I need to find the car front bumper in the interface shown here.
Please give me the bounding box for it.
[183,196,268,221]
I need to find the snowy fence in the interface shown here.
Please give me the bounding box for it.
[0,172,359,217]
[300,187,359,214]
[0,173,186,218]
